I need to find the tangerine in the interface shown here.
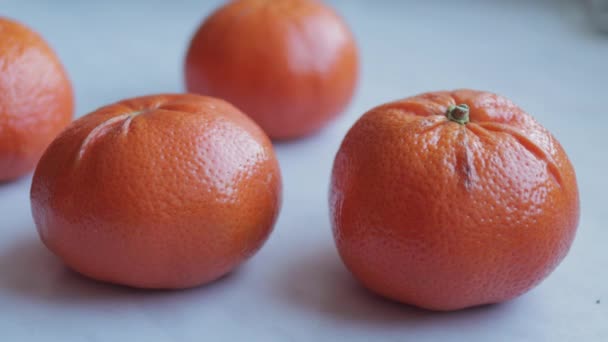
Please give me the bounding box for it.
[184,0,359,140]
[31,94,282,289]
[0,17,74,181]
[330,89,580,311]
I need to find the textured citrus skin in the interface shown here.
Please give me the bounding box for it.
[0,17,74,181]
[185,0,359,140]
[330,89,580,311]
[31,94,282,289]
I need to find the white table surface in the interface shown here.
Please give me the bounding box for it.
[1,0,607,341]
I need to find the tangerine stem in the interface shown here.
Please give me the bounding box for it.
[446,104,470,125]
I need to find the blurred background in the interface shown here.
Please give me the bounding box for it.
[1,1,607,341]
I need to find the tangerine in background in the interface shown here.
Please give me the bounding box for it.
[0,17,74,181]
[185,0,359,140]
[330,89,580,311]
[31,94,282,289]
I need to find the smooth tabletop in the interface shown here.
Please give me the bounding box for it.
[1,0,607,341]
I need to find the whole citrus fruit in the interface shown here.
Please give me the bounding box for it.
[0,17,74,181]
[184,0,359,140]
[330,89,580,311]
[31,94,282,289]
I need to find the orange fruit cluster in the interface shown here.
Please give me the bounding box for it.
[0,0,580,312]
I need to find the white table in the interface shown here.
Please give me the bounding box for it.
[1,1,607,341]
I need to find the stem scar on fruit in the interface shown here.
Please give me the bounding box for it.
[446,104,470,125]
